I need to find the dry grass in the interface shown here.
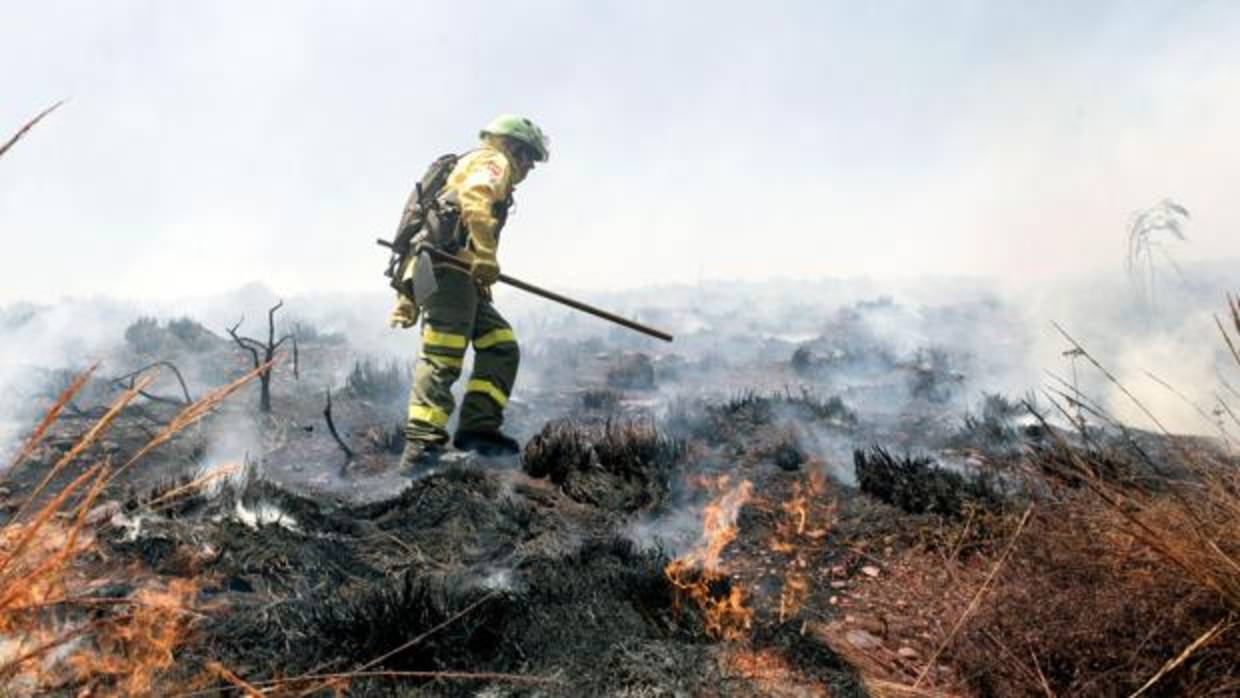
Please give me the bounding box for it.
[949,494,1237,697]
[0,362,267,694]
[828,460,1238,697]
[0,101,64,161]
[826,295,1240,696]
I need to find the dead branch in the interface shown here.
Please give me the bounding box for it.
[226,301,296,412]
[112,360,193,405]
[0,100,64,161]
[101,360,272,491]
[293,333,299,379]
[323,388,354,463]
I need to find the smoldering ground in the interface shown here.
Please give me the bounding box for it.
[2,260,1239,695]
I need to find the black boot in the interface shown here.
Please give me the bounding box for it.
[399,440,442,474]
[453,430,521,457]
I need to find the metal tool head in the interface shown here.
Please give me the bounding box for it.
[413,249,438,302]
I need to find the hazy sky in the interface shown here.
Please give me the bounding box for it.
[3,1,1238,303]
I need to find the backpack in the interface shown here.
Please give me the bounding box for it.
[381,153,460,295]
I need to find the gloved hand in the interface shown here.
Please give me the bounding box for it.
[388,294,419,329]
[470,250,500,287]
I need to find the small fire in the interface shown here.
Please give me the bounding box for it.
[0,514,200,694]
[665,475,754,641]
[769,472,831,622]
[725,647,829,697]
[78,578,199,694]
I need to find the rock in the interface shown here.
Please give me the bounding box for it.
[830,581,847,589]
[861,565,881,578]
[845,629,881,651]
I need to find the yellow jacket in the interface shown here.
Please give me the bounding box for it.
[397,140,523,293]
[445,142,519,266]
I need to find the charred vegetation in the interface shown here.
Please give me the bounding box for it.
[579,386,621,412]
[345,358,408,404]
[3,284,1239,696]
[522,417,683,512]
[854,446,1007,521]
[605,351,657,390]
[124,316,220,356]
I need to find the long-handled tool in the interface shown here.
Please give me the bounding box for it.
[378,241,673,342]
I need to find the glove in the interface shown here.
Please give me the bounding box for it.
[470,250,500,287]
[388,294,419,329]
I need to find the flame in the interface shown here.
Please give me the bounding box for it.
[769,472,832,622]
[0,514,199,694]
[665,476,754,640]
[0,361,258,693]
[69,577,199,695]
[725,647,830,697]
[726,647,796,680]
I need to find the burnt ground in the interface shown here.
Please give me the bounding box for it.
[3,301,1233,696]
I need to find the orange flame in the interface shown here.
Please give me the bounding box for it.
[769,472,832,622]
[665,476,754,641]
[68,577,199,695]
[0,363,253,693]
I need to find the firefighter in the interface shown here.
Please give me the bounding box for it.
[388,115,549,471]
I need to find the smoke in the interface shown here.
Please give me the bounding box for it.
[0,300,134,465]
[1013,264,1240,436]
[1,251,1235,491]
[625,504,705,558]
[232,500,299,532]
[6,4,1240,302]
[196,411,263,479]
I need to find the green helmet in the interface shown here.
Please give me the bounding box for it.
[480,114,550,162]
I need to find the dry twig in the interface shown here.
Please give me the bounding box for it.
[292,591,502,697]
[113,360,194,405]
[209,661,265,697]
[914,505,1034,688]
[1128,618,1231,698]
[0,100,64,160]
[323,388,354,463]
